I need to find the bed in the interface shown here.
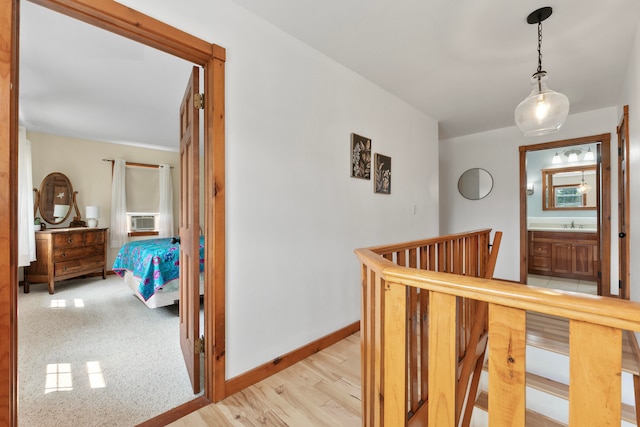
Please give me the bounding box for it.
[112,236,204,308]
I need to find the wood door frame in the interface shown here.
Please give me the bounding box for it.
[617,105,630,299]
[519,134,611,295]
[1,1,227,424]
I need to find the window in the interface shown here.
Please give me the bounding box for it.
[554,186,585,208]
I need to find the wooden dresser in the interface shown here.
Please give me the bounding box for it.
[24,227,108,294]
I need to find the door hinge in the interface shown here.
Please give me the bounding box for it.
[195,335,205,354]
[194,93,204,110]
[619,279,623,289]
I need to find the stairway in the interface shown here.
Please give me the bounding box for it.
[471,312,640,426]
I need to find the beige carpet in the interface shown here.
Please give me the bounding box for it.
[18,275,201,426]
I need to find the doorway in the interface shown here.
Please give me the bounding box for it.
[1,1,226,424]
[519,134,612,296]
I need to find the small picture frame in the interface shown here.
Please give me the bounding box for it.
[374,154,391,194]
[350,133,371,180]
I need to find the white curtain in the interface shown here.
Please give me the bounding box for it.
[110,159,128,248]
[18,127,36,267]
[158,164,174,237]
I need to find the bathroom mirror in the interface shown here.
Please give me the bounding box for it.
[542,165,597,210]
[458,168,493,200]
[34,172,84,226]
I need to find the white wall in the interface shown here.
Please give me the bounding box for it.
[119,0,439,378]
[620,20,640,303]
[439,107,618,282]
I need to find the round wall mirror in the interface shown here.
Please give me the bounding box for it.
[35,172,76,225]
[458,168,493,200]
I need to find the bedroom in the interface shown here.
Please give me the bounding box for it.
[15,3,204,423]
[3,0,640,425]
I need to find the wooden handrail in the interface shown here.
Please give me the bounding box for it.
[358,242,640,426]
[383,267,640,330]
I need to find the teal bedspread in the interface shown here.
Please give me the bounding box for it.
[112,236,204,301]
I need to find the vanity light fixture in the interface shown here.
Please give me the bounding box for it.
[526,182,535,195]
[514,7,570,136]
[583,147,595,161]
[551,147,595,164]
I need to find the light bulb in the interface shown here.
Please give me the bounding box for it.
[535,97,549,120]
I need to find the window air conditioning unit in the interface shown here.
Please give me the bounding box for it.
[130,215,156,231]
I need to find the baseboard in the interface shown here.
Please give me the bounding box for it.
[225,321,360,396]
[135,396,210,427]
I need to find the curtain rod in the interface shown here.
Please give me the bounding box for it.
[102,159,173,169]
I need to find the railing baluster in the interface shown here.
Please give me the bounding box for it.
[428,291,457,427]
[384,281,407,427]
[569,320,621,426]
[409,286,419,414]
[488,303,526,427]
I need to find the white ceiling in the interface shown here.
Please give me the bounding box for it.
[18,0,640,150]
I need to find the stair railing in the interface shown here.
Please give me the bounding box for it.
[356,229,501,427]
[356,231,640,427]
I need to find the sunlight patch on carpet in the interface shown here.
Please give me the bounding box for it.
[87,361,106,389]
[45,363,73,393]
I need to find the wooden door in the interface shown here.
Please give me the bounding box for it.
[179,66,201,393]
[617,106,630,299]
[573,244,594,277]
[553,243,572,274]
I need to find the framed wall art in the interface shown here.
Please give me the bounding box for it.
[374,153,391,194]
[350,133,371,179]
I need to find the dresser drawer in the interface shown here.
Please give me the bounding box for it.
[531,242,551,257]
[53,244,104,262]
[55,255,105,277]
[530,256,552,271]
[85,230,105,245]
[52,232,84,248]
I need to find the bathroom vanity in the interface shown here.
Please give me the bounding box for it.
[528,230,598,280]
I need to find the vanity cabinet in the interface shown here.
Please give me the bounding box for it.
[24,227,108,294]
[528,231,598,280]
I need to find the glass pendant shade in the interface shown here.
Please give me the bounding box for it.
[515,72,569,136]
[583,148,595,161]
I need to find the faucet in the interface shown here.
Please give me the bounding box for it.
[571,220,575,229]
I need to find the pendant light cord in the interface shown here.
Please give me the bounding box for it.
[537,20,543,74]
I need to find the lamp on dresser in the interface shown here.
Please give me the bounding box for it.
[86,206,100,228]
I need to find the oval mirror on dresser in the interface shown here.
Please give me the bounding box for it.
[34,172,84,226]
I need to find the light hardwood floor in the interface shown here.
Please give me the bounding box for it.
[169,333,361,427]
[167,278,623,427]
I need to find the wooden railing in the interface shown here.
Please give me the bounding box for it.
[356,229,502,427]
[356,230,640,427]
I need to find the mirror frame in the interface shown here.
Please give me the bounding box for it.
[34,172,83,226]
[458,168,494,200]
[541,165,597,211]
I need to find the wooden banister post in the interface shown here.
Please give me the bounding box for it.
[488,304,526,426]
[428,291,457,427]
[383,280,407,426]
[569,320,621,426]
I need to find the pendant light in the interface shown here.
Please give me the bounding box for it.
[577,171,591,194]
[515,7,570,137]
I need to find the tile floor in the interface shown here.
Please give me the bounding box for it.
[527,274,598,295]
